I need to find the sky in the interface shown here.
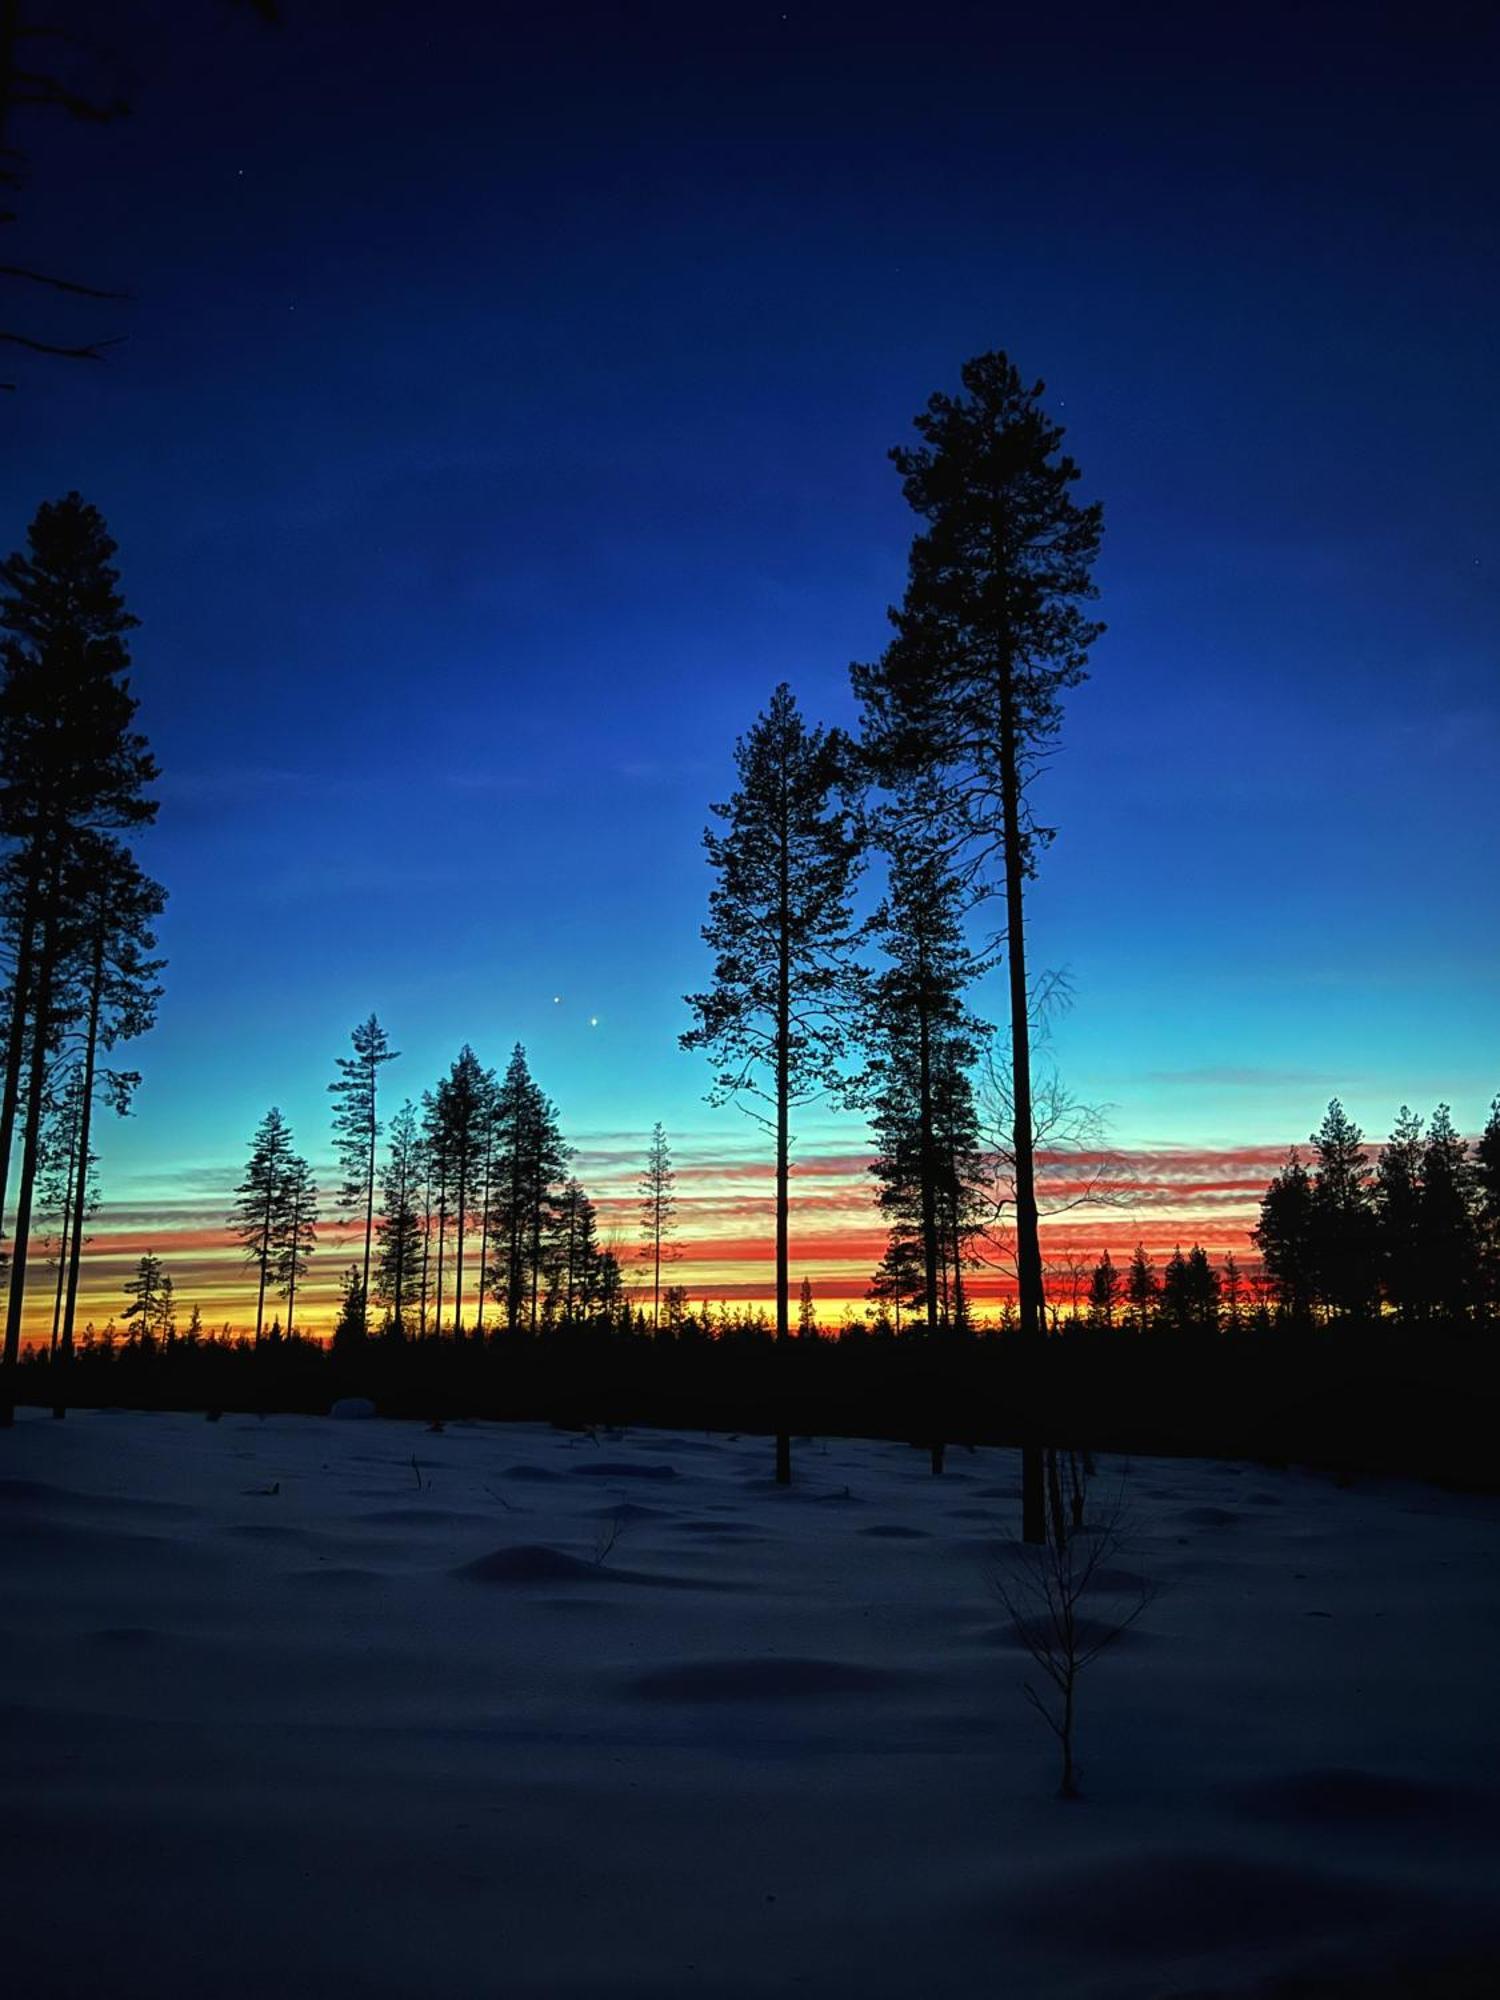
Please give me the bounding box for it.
[5,0,1497,1331]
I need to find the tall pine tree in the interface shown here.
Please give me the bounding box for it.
[0,495,157,1418]
[328,1014,398,1337]
[229,1107,296,1343]
[853,354,1103,1540]
[682,683,861,1345]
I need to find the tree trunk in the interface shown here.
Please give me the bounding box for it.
[453,1162,466,1340]
[773,780,792,1485]
[361,1084,376,1328]
[999,665,1047,1545]
[285,1194,299,1338]
[58,925,106,1416]
[0,863,41,1249]
[434,1188,447,1340]
[1,856,62,1423]
[917,954,940,1336]
[254,1186,272,1343]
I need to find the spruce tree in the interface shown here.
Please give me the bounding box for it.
[486,1045,568,1333]
[374,1099,425,1337]
[1221,1253,1245,1332]
[639,1121,678,1332]
[328,1014,398,1336]
[853,354,1103,1541]
[862,808,989,1336]
[1125,1244,1158,1334]
[551,1178,600,1324]
[1253,1150,1316,1320]
[426,1046,490,1337]
[682,683,861,1345]
[1307,1101,1377,1318]
[1419,1105,1479,1322]
[1086,1250,1120,1329]
[229,1107,295,1343]
[332,1265,367,1351]
[798,1275,817,1338]
[274,1153,318,1339]
[1375,1107,1426,1322]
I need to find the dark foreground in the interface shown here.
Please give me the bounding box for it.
[4,1409,1500,1998]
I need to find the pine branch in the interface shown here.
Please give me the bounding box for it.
[0,263,126,299]
[0,329,121,359]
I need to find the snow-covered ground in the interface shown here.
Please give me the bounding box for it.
[3,1409,1498,1998]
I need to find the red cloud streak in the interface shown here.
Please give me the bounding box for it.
[22,1141,1283,1340]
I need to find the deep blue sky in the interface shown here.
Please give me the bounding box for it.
[5,0,1497,1315]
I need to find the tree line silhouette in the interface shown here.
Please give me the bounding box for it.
[5,359,1497,1499]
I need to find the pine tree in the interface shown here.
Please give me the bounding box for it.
[486,1045,568,1334]
[1253,1150,1316,1321]
[1476,1097,1500,1316]
[328,1014,398,1337]
[122,1251,171,1343]
[332,1265,367,1351]
[1306,1101,1377,1318]
[426,1046,490,1337]
[229,1108,295,1343]
[0,495,158,1419]
[551,1178,599,1324]
[682,684,862,1345]
[862,810,989,1336]
[1419,1105,1479,1322]
[1375,1106,1426,1322]
[798,1275,817,1338]
[54,835,165,1393]
[639,1122,678,1332]
[274,1153,317,1338]
[374,1099,424,1337]
[1221,1253,1245,1333]
[1086,1250,1120,1329]
[853,354,1102,1543]
[1125,1244,1158,1334]
[1159,1247,1191,1333]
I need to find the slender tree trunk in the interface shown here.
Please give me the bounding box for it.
[1,856,62,1422]
[285,1194,299,1338]
[0,868,41,1250]
[653,1203,661,1333]
[254,1189,272,1344]
[917,970,939,1336]
[453,1161,465,1339]
[434,1185,447,1340]
[418,1190,431,1336]
[1060,1676,1077,1799]
[362,1083,376,1324]
[999,665,1047,1545]
[773,784,792,1484]
[48,1088,81,1361]
[58,928,105,1414]
[475,1144,493,1334]
[536,1184,548,1344]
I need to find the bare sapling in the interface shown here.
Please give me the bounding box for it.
[990,1461,1155,1799]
